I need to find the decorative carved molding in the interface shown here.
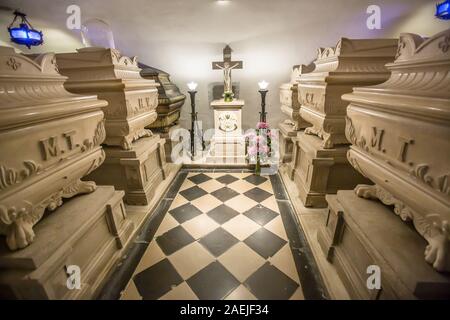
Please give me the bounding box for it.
[110,48,138,67]
[6,57,21,71]
[0,161,42,192]
[410,165,450,197]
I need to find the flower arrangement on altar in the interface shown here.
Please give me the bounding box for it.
[245,122,274,175]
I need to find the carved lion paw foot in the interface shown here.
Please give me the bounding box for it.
[62,179,97,198]
[355,184,378,199]
[322,137,334,149]
[424,221,450,272]
[77,180,97,194]
[7,218,35,250]
[304,127,315,136]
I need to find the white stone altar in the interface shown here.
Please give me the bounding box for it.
[55,48,170,205]
[291,38,398,207]
[317,29,450,299]
[207,99,246,164]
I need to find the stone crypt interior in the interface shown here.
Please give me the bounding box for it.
[0,0,449,300]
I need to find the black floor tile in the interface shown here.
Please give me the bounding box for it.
[244,174,267,186]
[269,174,288,200]
[244,187,272,203]
[216,174,239,185]
[277,199,327,300]
[165,172,188,198]
[180,186,208,201]
[187,261,240,300]
[199,228,239,257]
[133,259,183,300]
[211,187,240,202]
[156,226,195,255]
[244,228,286,259]
[207,204,240,224]
[188,173,212,185]
[244,205,278,226]
[245,262,298,300]
[169,203,203,224]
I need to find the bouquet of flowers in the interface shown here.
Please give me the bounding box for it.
[246,122,273,175]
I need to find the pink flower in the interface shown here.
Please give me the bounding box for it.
[267,130,277,139]
[245,131,257,140]
[259,145,269,154]
[255,135,265,143]
[248,146,258,156]
[257,122,269,129]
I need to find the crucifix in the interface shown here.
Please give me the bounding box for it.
[212,45,243,101]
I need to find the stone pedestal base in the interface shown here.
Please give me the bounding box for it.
[86,135,167,205]
[317,191,450,299]
[207,136,246,165]
[291,133,370,208]
[0,186,134,300]
[158,125,182,163]
[279,122,297,163]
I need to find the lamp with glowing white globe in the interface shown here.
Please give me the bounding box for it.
[258,81,269,122]
[187,81,198,92]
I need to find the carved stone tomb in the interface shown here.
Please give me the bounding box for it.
[139,63,186,162]
[290,38,398,207]
[55,48,168,205]
[0,47,134,299]
[279,64,313,163]
[318,30,450,299]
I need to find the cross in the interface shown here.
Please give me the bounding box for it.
[212,45,243,98]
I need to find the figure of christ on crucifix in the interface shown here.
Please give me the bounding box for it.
[212,45,243,101]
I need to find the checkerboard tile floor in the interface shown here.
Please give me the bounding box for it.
[120,172,306,300]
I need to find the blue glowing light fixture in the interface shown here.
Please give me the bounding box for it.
[8,10,43,49]
[436,0,450,20]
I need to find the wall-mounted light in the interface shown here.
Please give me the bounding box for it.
[8,10,43,49]
[436,0,450,20]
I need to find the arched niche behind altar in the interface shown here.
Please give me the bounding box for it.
[81,18,116,49]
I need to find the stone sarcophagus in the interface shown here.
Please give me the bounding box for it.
[280,64,314,131]
[56,48,168,206]
[342,30,450,273]
[279,64,314,163]
[0,47,107,251]
[139,63,185,132]
[316,30,450,299]
[299,38,398,149]
[139,63,186,162]
[56,48,159,150]
[290,38,398,207]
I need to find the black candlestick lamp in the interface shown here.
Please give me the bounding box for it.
[187,82,199,159]
[258,81,269,122]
